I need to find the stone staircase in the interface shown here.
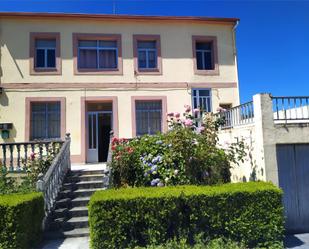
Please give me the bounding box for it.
[44,169,109,239]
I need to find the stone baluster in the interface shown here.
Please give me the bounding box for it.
[2,145,7,170]
[9,144,14,171]
[16,144,21,171]
[24,143,28,169]
[39,143,43,160]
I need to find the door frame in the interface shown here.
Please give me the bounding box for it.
[86,111,113,163]
[80,96,119,163]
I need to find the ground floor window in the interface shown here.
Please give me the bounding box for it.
[135,100,162,136]
[30,102,61,140]
[192,89,212,112]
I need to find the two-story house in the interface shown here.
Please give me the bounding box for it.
[0,12,240,163]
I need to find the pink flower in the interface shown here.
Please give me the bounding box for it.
[30,152,36,160]
[174,112,180,118]
[184,105,191,112]
[216,107,226,113]
[167,112,174,117]
[193,108,200,114]
[184,119,193,127]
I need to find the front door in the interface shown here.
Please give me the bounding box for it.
[87,111,112,163]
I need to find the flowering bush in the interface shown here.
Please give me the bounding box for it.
[110,105,245,188]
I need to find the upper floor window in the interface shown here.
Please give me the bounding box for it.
[192,36,219,75]
[192,89,212,113]
[35,39,56,68]
[133,35,162,75]
[73,34,122,74]
[30,32,61,75]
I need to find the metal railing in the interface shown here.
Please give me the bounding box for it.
[272,96,309,121]
[0,139,63,172]
[216,101,254,128]
[36,133,71,223]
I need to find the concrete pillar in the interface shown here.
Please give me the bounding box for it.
[253,93,279,185]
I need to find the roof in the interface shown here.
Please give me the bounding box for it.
[0,12,239,24]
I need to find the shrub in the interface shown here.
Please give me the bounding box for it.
[89,182,284,249]
[0,192,44,249]
[110,107,245,188]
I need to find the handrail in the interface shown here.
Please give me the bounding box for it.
[272,96,309,121]
[216,101,254,128]
[36,133,71,226]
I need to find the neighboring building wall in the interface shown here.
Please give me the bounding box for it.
[218,93,309,186]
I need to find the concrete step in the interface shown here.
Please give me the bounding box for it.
[44,228,90,239]
[73,188,105,197]
[69,206,88,217]
[55,198,71,209]
[52,208,69,219]
[68,169,108,176]
[66,174,105,183]
[75,181,104,189]
[71,196,90,207]
[66,216,89,229]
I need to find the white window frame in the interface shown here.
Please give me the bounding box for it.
[196,43,213,70]
[191,88,212,113]
[137,43,157,69]
[35,41,56,69]
[77,40,118,70]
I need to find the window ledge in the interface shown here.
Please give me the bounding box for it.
[75,68,123,75]
[194,68,219,76]
[135,68,162,75]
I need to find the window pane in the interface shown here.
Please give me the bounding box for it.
[138,51,147,69]
[47,49,56,68]
[99,40,117,48]
[196,42,211,50]
[78,49,97,69]
[36,39,56,48]
[99,50,117,69]
[78,40,97,48]
[196,51,204,70]
[137,41,156,49]
[148,51,157,68]
[35,49,45,68]
[136,101,162,136]
[203,52,213,70]
[30,102,61,140]
[199,90,210,97]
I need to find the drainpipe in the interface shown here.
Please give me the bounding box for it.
[232,20,240,105]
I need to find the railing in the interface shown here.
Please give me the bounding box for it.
[216,101,254,128]
[0,139,64,172]
[272,96,309,121]
[36,133,71,222]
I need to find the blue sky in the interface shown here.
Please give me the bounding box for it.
[0,0,308,102]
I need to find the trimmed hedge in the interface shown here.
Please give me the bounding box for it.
[89,182,284,249]
[0,192,44,249]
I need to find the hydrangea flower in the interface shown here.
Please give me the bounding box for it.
[157,182,164,187]
[155,140,163,145]
[184,119,193,127]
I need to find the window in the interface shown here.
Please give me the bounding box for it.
[196,42,213,70]
[30,102,61,140]
[192,36,219,75]
[30,32,61,74]
[133,35,162,74]
[135,100,162,136]
[192,89,212,113]
[78,40,118,69]
[137,41,157,69]
[73,34,122,74]
[35,39,56,68]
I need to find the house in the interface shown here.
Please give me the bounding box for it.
[0,12,240,164]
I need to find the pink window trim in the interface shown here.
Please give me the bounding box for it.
[80,96,119,163]
[29,32,61,75]
[25,97,66,141]
[133,34,162,75]
[73,33,123,75]
[131,96,167,137]
[192,35,219,75]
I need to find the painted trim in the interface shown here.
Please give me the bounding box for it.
[25,97,66,141]
[0,12,239,24]
[2,82,238,89]
[72,33,123,75]
[29,32,61,75]
[192,35,219,76]
[131,96,167,137]
[80,96,119,163]
[133,35,162,75]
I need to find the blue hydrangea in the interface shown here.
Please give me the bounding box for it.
[150,165,157,172]
[155,140,163,145]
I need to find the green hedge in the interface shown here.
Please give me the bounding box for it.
[0,192,44,249]
[89,182,284,249]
